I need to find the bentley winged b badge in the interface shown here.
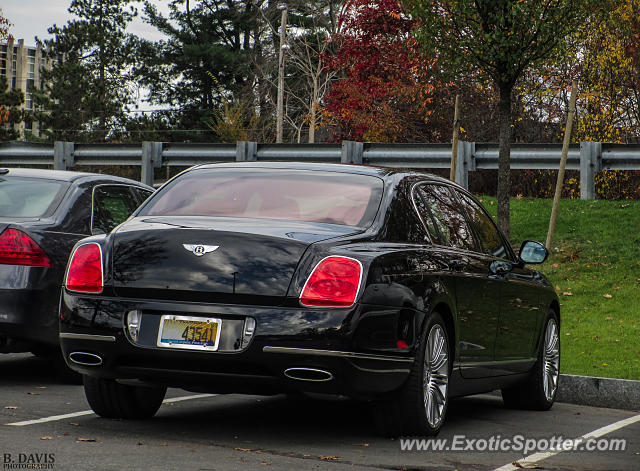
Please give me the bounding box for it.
[182,244,220,257]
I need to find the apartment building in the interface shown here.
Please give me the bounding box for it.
[0,38,45,138]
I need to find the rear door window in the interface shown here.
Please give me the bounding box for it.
[132,187,154,206]
[0,177,67,217]
[416,185,476,251]
[413,184,441,244]
[457,192,510,259]
[92,185,140,234]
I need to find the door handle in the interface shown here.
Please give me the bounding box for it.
[490,260,513,276]
[450,258,468,271]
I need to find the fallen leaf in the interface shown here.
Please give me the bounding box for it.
[605,317,613,321]
[602,363,609,367]
[76,437,97,442]
[613,286,620,290]
[321,456,340,461]
[552,263,559,268]
[593,335,599,341]
[36,386,47,389]
[562,292,573,296]
[4,406,18,410]
[40,436,53,440]
[261,462,271,466]
[27,392,40,395]
[489,201,494,205]
[69,423,79,426]
[512,462,544,469]
[235,448,253,452]
[603,294,613,299]
[565,332,571,336]
[555,285,561,291]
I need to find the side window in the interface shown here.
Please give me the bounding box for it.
[132,187,153,206]
[417,185,476,251]
[457,192,509,259]
[92,185,140,234]
[413,185,441,244]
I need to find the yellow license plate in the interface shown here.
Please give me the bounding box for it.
[157,315,222,351]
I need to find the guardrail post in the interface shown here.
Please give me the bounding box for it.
[454,141,474,189]
[580,141,601,200]
[236,141,257,161]
[142,141,163,186]
[341,140,363,164]
[53,141,74,170]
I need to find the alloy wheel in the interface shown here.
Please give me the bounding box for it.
[423,324,449,428]
[542,318,560,401]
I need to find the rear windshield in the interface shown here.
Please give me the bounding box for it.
[0,178,67,218]
[140,168,384,227]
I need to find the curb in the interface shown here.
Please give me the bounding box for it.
[556,374,640,411]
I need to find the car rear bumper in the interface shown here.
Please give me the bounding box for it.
[59,291,420,398]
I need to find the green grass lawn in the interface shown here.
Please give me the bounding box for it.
[480,196,640,380]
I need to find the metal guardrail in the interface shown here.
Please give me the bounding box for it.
[1,140,638,199]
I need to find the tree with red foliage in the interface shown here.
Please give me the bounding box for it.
[322,0,437,142]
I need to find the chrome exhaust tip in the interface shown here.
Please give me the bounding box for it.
[68,352,103,366]
[284,367,333,382]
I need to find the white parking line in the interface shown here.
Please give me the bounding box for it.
[5,394,216,427]
[493,412,640,471]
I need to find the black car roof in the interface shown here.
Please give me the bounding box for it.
[195,161,456,186]
[0,167,151,187]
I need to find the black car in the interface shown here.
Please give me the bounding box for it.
[59,162,559,436]
[0,168,153,362]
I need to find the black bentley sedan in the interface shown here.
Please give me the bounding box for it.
[59,162,559,436]
[0,168,153,365]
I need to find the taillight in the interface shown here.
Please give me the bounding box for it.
[300,256,362,307]
[0,229,51,267]
[66,243,103,293]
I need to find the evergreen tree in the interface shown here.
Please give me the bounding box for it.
[0,76,24,141]
[33,0,138,142]
[133,0,261,141]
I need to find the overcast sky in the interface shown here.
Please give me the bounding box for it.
[2,0,170,45]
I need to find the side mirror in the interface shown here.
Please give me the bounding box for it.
[519,240,548,264]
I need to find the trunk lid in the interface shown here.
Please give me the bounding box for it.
[110,216,357,303]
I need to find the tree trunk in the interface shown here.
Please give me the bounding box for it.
[98,1,106,142]
[309,76,318,143]
[497,85,512,240]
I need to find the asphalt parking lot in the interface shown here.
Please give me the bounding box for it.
[1,353,638,471]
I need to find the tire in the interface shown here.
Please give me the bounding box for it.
[502,310,560,411]
[374,311,451,437]
[31,346,83,384]
[30,344,55,359]
[83,375,167,419]
[53,351,83,384]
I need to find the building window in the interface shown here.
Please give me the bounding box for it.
[0,45,6,77]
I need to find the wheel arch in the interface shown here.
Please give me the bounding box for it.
[431,302,457,362]
[549,299,561,328]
